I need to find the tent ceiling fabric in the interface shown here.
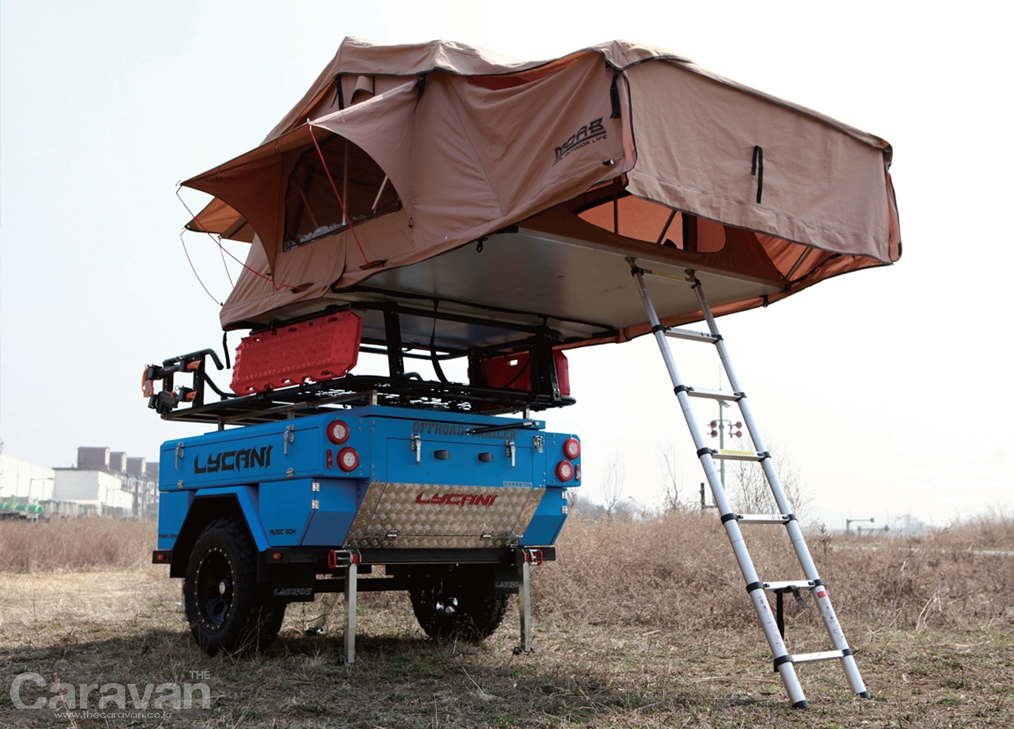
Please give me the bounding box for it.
[182,37,900,347]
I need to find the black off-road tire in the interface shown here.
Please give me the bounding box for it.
[185,517,285,656]
[409,565,509,642]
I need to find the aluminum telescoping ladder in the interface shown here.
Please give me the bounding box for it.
[628,260,870,709]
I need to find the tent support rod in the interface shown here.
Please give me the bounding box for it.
[786,247,812,280]
[655,209,678,246]
[342,138,349,226]
[296,186,322,231]
[371,176,389,212]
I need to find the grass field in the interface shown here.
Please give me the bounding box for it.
[1,512,1012,727]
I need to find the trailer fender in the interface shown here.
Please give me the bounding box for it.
[168,486,266,578]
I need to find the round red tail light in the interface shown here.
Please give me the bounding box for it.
[337,447,360,472]
[327,419,350,445]
[555,460,574,482]
[562,437,581,460]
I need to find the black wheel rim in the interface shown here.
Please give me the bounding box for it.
[196,546,234,629]
[433,596,459,616]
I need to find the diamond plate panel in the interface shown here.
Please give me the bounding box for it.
[345,482,544,549]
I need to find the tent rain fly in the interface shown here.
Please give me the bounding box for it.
[183,37,900,353]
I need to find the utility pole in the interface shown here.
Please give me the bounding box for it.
[846,517,875,534]
[708,408,742,488]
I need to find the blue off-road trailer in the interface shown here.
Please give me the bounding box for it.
[145,317,580,660]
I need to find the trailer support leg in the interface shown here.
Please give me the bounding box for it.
[343,560,357,664]
[515,559,533,654]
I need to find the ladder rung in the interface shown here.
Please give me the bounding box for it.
[763,580,817,593]
[790,650,846,665]
[687,387,743,402]
[735,514,792,525]
[710,449,766,462]
[663,327,720,344]
[639,268,695,283]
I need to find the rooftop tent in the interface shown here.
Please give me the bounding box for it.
[184,37,900,350]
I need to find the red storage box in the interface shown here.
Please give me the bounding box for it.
[231,312,362,394]
[479,350,570,396]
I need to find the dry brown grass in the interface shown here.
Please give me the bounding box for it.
[1,512,1012,727]
[0,518,156,573]
[537,510,1014,635]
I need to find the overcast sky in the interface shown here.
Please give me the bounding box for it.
[2,0,1012,529]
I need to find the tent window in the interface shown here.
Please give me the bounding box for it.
[283,135,400,251]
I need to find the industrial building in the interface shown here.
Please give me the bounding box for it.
[0,447,158,519]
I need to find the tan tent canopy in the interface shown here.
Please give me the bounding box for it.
[184,37,900,351]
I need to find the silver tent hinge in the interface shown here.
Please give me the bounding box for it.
[410,433,421,463]
[505,439,516,469]
[175,442,185,469]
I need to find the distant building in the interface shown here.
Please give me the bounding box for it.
[1,447,158,519]
[52,468,134,517]
[0,455,55,510]
[54,446,159,519]
[76,447,111,471]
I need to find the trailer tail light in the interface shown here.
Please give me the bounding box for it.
[327,419,350,445]
[562,437,581,460]
[555,460,574,482]
[338,447,360,472]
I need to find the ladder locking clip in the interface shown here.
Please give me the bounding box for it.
[790,586,810,610]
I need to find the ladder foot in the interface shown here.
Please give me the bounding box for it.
[792,700,810,710]
[857,691,872,700]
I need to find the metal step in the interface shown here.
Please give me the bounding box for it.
[790,650,847,665]
[763,580,817,593]
[686,386,743,402]
[709,449,767,462]
[663,327,720,344]
[731,513,793,525]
